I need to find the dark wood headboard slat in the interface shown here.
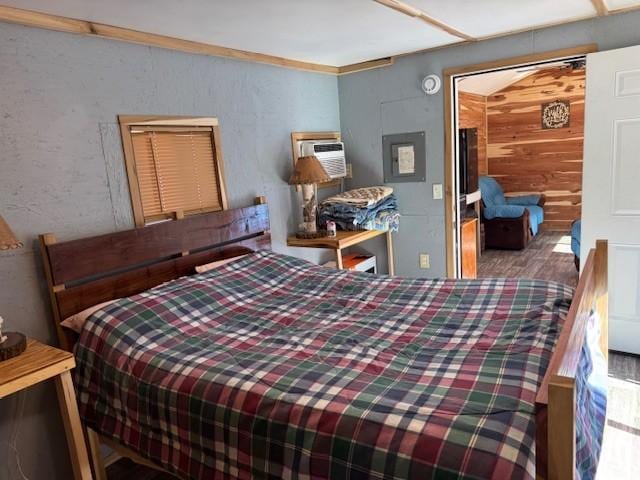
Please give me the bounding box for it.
[47,203,269,285]
[55,234,270,321]
[40,198,271,351]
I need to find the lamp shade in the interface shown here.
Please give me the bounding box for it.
[288,156,331,185]
[0,215,22,250]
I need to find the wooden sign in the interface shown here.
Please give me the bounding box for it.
[541,100,570,129]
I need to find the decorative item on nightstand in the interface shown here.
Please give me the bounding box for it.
[0,316,26,361]
[0,215,26,361]
[289,155,331,239]
[0,215,22,250]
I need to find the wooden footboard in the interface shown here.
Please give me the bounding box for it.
[536,240,608,480]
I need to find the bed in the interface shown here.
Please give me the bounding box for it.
[39,198,608,480]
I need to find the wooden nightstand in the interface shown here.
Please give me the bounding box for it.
[287,229,395,275]
[0,339,92,480]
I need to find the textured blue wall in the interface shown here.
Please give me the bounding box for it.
[0,22,339,480]
[1,8,640,478]
[339,10,640,278]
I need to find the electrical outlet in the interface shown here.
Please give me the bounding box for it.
[346,163,353,179]
[432,183,443,200]
[419,253,430,269]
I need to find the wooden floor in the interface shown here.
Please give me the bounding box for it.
[597,352,640,479]
[106,351,640,479]
[478,231,579,287]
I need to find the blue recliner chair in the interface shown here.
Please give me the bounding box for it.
[571,219,581,270]
[479,176,545,250]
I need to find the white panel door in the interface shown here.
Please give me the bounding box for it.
[583,45,640,354]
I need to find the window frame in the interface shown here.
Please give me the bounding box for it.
[118,115,228,226]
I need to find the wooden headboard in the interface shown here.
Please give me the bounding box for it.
[39,197,271,351]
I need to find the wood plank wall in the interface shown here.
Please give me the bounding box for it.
[486,67,585,232]
[458,91,488,175]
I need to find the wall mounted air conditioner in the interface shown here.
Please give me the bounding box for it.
[298,140,347,179]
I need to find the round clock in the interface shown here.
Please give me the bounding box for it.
[421,74,441,95]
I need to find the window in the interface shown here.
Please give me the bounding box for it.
[119,116,228,226]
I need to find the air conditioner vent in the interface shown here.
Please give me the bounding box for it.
[298,140,347,180]
[313,143,344,153]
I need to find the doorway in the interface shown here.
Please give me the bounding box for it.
[442,45,597,280]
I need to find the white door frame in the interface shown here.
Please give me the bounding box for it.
[442,45,598,277]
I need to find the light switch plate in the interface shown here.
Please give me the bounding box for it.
[432,183,443,200]
[419,253,430,269]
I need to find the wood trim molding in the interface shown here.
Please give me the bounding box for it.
[443,74,456,277]
[338,57,394,75]
[373,0,475,41]
[608,3,640,15]
[443,44,597,78]
[591,0,610,16]
[118,115,227,226]
[0,5,338,75]
[2,4,636,77]
[442,44,597,277]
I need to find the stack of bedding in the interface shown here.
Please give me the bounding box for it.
[318,186,400,232]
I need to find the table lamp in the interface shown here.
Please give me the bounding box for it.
[289,156,331,238]
[0,215,26,361]
[0,215,22,250]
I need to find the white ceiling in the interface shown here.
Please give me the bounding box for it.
[457,60,579,95]
[405,0,597,37]
[458,69,535,96]
[607,0,640,9]
[3,0,640,66]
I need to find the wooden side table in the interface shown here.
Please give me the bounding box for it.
[0,339,92,480]
[287,229,395,275]
[460,218,478,279]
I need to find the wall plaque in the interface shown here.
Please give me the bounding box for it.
[541,100,570,129]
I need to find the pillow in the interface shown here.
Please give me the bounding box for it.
[60,300,119,333]
[195,254,248,273]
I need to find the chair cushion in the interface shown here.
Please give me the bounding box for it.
[571,220,581,258]
[505,194,541,206]
[479,176,506,207]
[525,205,544,236]
[483,204,526,220]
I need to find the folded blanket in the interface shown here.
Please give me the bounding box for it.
[323,186,393,207]
[319,192,399,232]
[356,209,400,232]
[319,195,398,227]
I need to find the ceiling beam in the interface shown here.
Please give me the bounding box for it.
[0,5,339,75]
[591,0,610,16]
[373,0,475,41]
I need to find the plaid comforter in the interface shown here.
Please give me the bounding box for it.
[75,251,573,480]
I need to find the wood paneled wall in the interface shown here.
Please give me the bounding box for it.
[458,91,488,175]
[486,67,585,232]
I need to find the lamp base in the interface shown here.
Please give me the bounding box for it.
[0,332,27,362]
[295,230,327,239]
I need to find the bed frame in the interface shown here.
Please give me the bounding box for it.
[38,199,607,480]
[535,239,608,480]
